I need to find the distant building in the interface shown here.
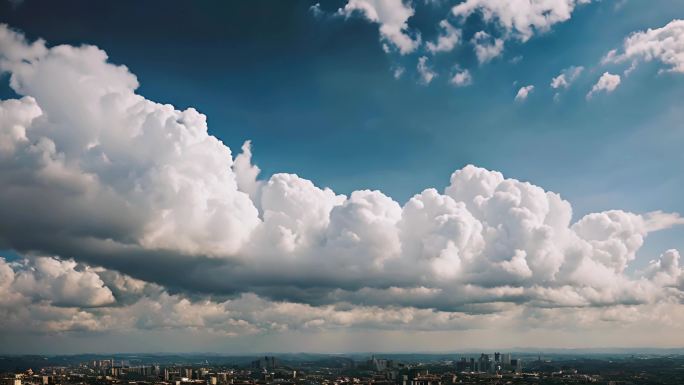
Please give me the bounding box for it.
[478,354,491,373]
[2,379,21,385]
[410,373,441,385]
[368,356,394,372]
[251,356,279,370]
[456,353,520,374]
[510,359,523,373]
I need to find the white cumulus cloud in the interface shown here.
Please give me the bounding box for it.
[450,68,472,87]
[551,65,584,89]
[452,0,592,42]
[603,19,684,74]
[417,56,437,84]
[471,31,504,63]
[515,85,534,101]
[1,256,115,309]
[0,24,260,258]
[0,25,683,339]
[426,19,461,54]
[587,72,621,99]
[338,0,421,54]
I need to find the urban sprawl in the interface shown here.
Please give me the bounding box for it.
[2,352,684,385]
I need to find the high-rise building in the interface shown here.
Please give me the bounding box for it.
[250,357,279,370]
[369,357,393,371]
[510,359,523,374]
[455,358,468,372]
[478,354,490,373]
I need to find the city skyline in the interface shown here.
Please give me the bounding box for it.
[9,351,676,385]
[1,0,684,354]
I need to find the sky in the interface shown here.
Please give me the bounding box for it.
[0,0,684,354]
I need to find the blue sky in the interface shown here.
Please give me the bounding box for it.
[2,1,681,212]
[1,0,684,353]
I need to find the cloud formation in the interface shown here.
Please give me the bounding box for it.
[451,0,592,61]
[332,0,594,80]
[603,19,684,74]
[471,31,504,63]
[2,254,683,338]
[551,66,584,89]
[4,257,115,308]
[338,0,421,54]
[0,24,683,338]
[452,0,592,42]
[0,257,492,335]
[587,72,621,99]
[449,68,472,87]
[426,20,461,54]
[417,56,437,84]
[515,85,534,101]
